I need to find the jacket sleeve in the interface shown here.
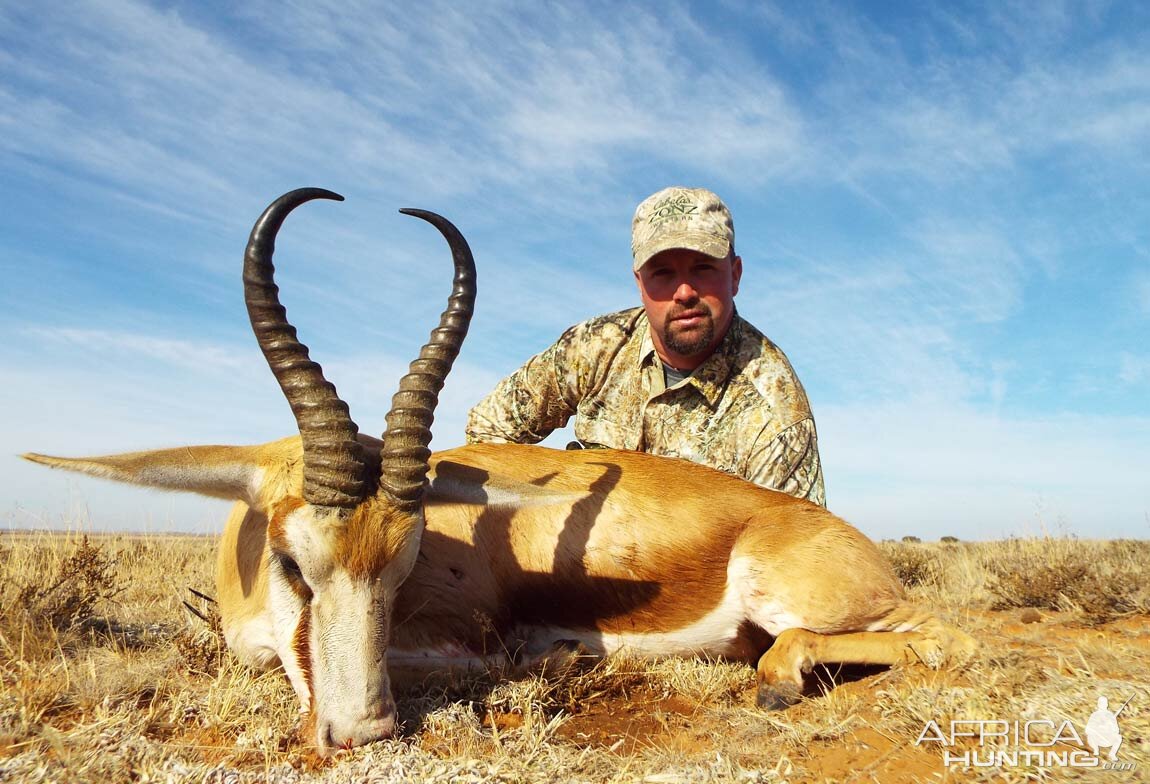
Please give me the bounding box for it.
[465,327,585,444]
[743,418,826,507]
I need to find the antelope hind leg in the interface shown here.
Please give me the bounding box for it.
[755,620,976,709]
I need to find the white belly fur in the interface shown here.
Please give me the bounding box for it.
[390,557,760,665]
[556,554,755,657]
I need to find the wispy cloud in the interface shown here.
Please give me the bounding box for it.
[792,6,1150,183]
[905,221,1027,325]
[23,326,254,375]
[0,0,808,234]
[754,215,1029,407]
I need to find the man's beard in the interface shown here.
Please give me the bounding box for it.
[661,302,715,358]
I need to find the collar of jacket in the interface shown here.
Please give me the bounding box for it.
[635,308,742,408]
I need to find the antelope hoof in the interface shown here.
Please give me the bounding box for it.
[756,681,802,710]
[908,639,945,669]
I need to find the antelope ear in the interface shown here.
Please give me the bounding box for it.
[22,444,272,507]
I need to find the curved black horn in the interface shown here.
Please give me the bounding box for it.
[243,188,368,509]
[378,209,477,512]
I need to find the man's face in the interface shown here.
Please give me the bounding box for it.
[635,247,742,371]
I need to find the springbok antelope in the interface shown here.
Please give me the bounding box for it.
[25,189,975,754]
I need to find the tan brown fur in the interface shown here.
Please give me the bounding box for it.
[336,498,424,582]
[215,502,275,667]
[267,496,308,548]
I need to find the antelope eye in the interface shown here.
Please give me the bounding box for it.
[276,552,304,582]
[274,552,313,599]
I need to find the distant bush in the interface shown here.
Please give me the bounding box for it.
[901,536,921,544]
[985,539,1150,623]
[881,542,940,588]
[14,536,121,632]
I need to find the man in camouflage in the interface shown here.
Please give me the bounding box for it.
[466,186,825,506]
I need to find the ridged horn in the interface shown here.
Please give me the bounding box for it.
[243,188,367,509]
[378,209,477,512]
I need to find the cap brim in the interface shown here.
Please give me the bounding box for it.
[633,231,730,271]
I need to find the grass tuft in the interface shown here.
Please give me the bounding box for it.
[984,537,1150,623]
[13,536,120,633]
[880,541,941,588]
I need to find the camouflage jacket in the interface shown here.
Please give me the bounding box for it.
[466,308,826,506]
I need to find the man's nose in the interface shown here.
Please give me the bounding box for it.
[673,281,699,303]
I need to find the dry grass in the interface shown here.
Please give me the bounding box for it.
[1,531,1147,783]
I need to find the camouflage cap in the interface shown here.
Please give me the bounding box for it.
[631,186,734,271]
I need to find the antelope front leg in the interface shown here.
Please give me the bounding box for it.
[755,628,814,709]
[755,624,972,709]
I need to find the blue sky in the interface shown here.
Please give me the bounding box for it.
[2,1,1148,540]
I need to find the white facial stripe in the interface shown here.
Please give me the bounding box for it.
[270,504,348,717]
[268,566,312,708]
[310,570,394,746]
[281,507,335,581]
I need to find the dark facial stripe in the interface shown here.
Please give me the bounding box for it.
[292,604,314,712]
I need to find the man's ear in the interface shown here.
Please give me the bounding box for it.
[731,254,743,296]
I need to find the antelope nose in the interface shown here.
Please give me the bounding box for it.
[318,710,397,754]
